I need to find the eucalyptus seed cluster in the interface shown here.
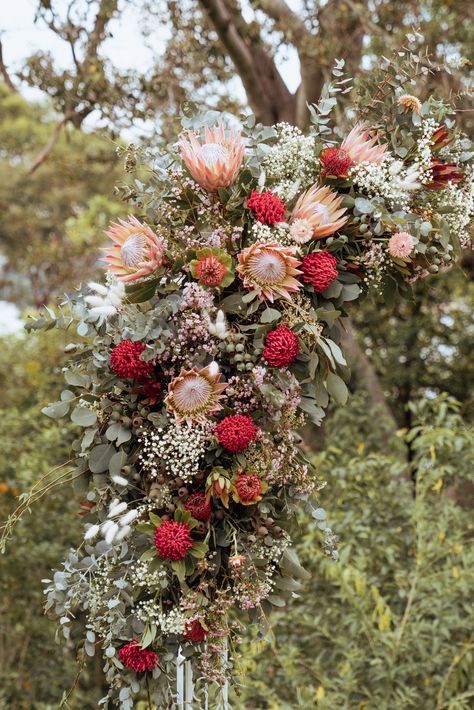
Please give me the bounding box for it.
[219,332,262,372]
[107,401,149,435]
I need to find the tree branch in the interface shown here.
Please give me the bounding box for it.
[0,40,18,92]
[27,115,68,175]
[252,0,312,48]
[252,0,326,128]
[26,0,118,173]
[198,0,295,124]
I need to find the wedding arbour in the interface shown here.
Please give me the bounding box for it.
[1,48,473,709]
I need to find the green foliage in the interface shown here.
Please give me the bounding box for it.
[0,331,101,708]
[232,395,474,709]
[351,268,474,425]
[0,83,123,308]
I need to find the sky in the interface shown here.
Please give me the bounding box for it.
[0,0,301,335]
[1,0,302,104]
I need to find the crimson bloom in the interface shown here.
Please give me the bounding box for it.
[184,619,208,643]
[215,414,259,452]
[263,325,300,368]
[118,641,159,673]
[235,473,264,504]
[154,520,193,560]
[247,190,286,225]
[320,147,354,177]
[300,251,338,293]
[131,378,163,405]
[110,340,154,379]
[189,247,234,288]
[184,492,212,521]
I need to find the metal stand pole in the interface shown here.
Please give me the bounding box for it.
[176,642,229,709]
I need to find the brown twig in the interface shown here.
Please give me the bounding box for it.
[27,114,69,175]
[0,39,18,92]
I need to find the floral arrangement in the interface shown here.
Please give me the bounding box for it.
[6,56,473,709]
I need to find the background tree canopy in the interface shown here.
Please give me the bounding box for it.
[0,0,472,707]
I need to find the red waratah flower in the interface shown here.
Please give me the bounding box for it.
[118,640,159,673]
[300,251,338,293]
[215,414,259,453]
[184,619,208,643]
[195,254,227,286]
[263,325,300,368]
[184,492,212,521]
[247,190,286,225]
[110,340,154,379]
[235,473,262,503]
[320,147,354,177]
[154,520,193,561]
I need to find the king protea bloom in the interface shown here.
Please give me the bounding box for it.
[291,185,348,239]
[236,242,302,302]
[165,364,227,424]
[178,124,245,192]
[341,123,387,165]
[102,216,166,282]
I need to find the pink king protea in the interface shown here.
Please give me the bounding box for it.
[236,242,302,302]
[341,123,387,165]
[102,216,166,283]
[178,124,245,192]
[291,185,348,240]
[165,364,227,424]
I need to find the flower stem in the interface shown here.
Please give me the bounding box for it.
[146,673,153,710]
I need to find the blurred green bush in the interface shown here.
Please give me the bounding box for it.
[232,395,474,709]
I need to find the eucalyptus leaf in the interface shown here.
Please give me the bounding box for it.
[260,307,281,324]
[42,400,70,419]
[71,406,97,427]
[89,444,115,474]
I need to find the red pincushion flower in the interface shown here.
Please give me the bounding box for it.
[320,147,353,177]
[300,251,338,293]
[236,473,262,503]
[247,190,286,225]
[118,640,159,673]
[184,619,208,643]
[154,520,193,561]
[195,254,227,286]
[215,414,259,453]
[110,340,154,379]
[184,492,212,521]
[263,325,300,368]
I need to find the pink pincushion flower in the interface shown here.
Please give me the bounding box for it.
[179,124,245,192]
[387,232,415,258]
[102,216,166,283]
